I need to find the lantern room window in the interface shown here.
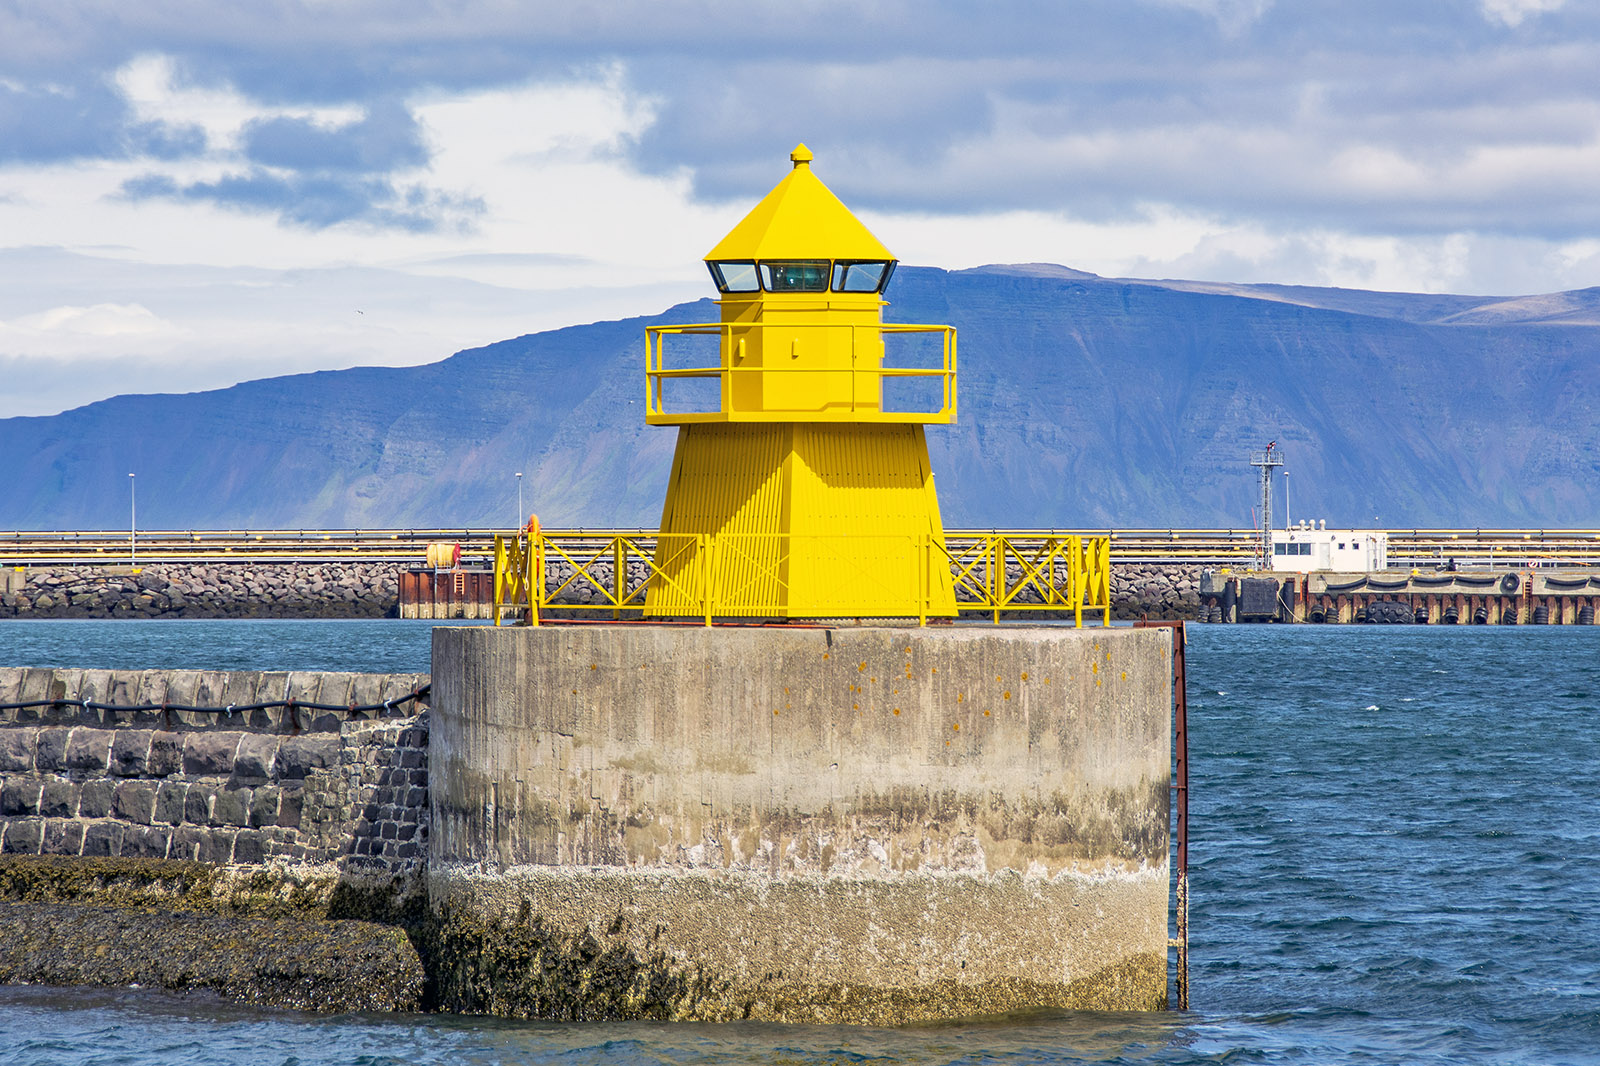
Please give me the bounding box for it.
[832,260,896,293]
[708,261,759,293]
[759,260,830,292]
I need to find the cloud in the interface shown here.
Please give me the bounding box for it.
[5,302,176,338]
[0,75,207,164]
[11,0,1600,423]
[0,246,705,416]
[119,168,483,231]
[1155,0,1276,34]
[241,99,428,174]
[1481,0,1566,28]
[8,2,1600,242]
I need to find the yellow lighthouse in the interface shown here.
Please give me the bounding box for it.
[644,145,958,619]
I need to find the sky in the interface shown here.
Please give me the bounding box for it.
[3,0,1599,416]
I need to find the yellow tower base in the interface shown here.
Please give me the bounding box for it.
[646,423,957,619]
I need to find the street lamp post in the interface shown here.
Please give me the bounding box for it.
[515,472,524,529]
[128,473,136,566]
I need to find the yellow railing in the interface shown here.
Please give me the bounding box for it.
[944,534,1113,627]
[645,321,957,423]
[492,532,1111,627]
[490,533,539,626]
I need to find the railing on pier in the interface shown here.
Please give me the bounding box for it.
[490,531,1112,628]
[13,527,1600,568]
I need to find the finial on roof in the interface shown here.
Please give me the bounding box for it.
[790,143,813,168]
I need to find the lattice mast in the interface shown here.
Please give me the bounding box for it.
[1249,441,1284,569]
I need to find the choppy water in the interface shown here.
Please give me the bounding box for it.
[2,620,1598,1064]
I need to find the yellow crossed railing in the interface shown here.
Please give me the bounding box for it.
[491,533,538,626]
[493,532,1111,627]
[943,534,1112,627]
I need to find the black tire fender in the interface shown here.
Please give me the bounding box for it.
[1500,573,1520,594]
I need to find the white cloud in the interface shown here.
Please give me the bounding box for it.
[115,53,362,154]
[1481,0,1566,28]
[7,302,176,338]
[1154,0,1276,34]
[8,6,1600,419]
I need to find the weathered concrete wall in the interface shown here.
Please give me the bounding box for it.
[0,668,429,868]
[429,624,1171,1023]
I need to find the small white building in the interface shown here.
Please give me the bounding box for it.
[1270,520,1388,572]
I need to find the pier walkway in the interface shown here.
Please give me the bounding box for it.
[7,527,1600,567]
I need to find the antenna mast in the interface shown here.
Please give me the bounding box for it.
[1249,441,1284,569]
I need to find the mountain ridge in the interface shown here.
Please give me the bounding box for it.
[5,265,1599,530]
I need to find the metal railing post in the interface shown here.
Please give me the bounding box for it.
[918,535,928,627]
[703,534,714,626]
[1073,536,1085,629]
[491,534,505,626]
[991,535,1002,625]
[529,531,542,627]
[1101,537,1113,627]
[613,536,625,621]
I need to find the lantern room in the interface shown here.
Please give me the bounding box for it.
[646,144,955,424]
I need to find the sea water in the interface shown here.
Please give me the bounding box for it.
[1,620,1597,1065]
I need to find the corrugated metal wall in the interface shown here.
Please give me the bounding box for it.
[646,423,956,618]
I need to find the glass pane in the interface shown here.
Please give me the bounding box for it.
[835,260,894,292]
[709,261,758,292]
[759,260,830,292]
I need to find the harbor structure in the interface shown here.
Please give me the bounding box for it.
[1249,442,1284,570]
[434,148,1177,1020]
[1270,521,1389,573]
[1198,448,1585,624]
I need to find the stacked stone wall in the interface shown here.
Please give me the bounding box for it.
[0,668,429,870]
[0,562,401,619]
[1111,563,1204,620]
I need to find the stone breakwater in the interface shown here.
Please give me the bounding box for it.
[1,561,1202,620]
[0,668,431,1011]
[1112,563,1204,620]
[0,562,401,619]
[0,667,430,868]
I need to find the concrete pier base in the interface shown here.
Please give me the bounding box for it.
[430,624,1172,1023]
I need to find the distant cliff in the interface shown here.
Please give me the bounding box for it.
[6,264,1600,530]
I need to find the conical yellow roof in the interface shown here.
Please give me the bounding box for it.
[705,144,894,261]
